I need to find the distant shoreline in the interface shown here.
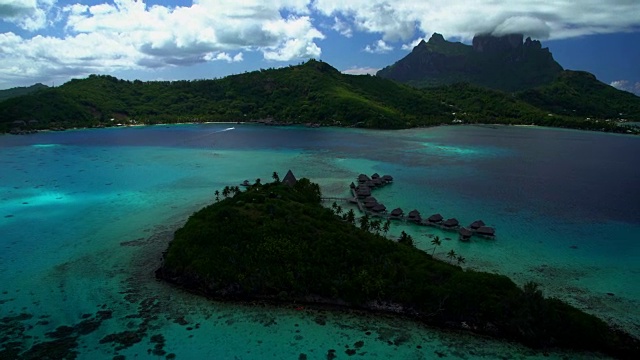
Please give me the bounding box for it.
[3,119,639,137]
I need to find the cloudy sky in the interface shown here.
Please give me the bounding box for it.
[1,0,639,94]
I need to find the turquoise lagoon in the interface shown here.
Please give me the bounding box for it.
[1,124,638,359]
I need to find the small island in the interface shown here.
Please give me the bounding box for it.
[156,173,639,359]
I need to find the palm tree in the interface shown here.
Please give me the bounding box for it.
[398,231,414,247]
[255,178,261,186]
[447,249,457,263]
[222,186,230,198]
[430,236,441,256]
[233,186,241,195]
[346,209,355,224]
[214,190,220,202]
[272,171,280,182]
[456,255,466,265]
[331,201,338,214]
[370,219,381,235]
[335,205,343,216]
[382,219,391,237]
[358,214,370,231]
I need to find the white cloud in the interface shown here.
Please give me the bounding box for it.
[364,39,393,54]
[342,66,379,75]
[0,0,324,87]
[610,80,640,96]
[204,52,244,63]
[313,0,640,41]
[401,38,426,51]
[332,16,352,37]
[0,0,56,31]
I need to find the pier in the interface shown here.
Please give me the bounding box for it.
[344,173,496,241]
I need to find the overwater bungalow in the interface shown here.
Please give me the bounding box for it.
[240,179,251,187]
[382,175,393,182]
[365,180,375,188]
[476,226,496,238]
[372,178,383,186]
[470,220,485,230]
[443,218,460,229]
[357,174,370,184]
[427,213,444,224]
[407,209,421,223]
[390,208,404,219]
[356,186,371,198]
[364,201,378,209]
[349,182,356,189]
[371,173,380,179]
[459,227,473,241]
[364,196,377,203]
[372,204,387,213]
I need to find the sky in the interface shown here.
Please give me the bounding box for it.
[1,0,639,95]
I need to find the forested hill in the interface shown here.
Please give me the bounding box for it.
[0,83,48,102]
[156,178,640,359]
[0,60,452,131]
[1,60,639,134]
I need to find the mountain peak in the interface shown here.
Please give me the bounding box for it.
[377,32,563,92]
[428,33,446,44]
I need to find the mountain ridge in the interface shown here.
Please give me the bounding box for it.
[377,32,564,92]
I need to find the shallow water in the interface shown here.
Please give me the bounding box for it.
[1,124,638,359]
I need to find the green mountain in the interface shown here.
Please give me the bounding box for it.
[0,60,638,134]
[0,60,452,131]
[157,178,640,358]
[377,33,563,92]
[0,83,48,102]
[518,70,640,119]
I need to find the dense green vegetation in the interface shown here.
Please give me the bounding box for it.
[157,178,639,358]
[424,82,636,132]
[0,83,48,102]
[518,70,640,119]
[1,59,637,134]
[0,60,452,132]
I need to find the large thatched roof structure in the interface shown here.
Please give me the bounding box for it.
[282,170,297,187]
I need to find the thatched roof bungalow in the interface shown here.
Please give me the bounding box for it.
[356,186,371,198]
[470,220,485,230]
[476,226,495,237]
[349,182,356,189]
[282,170,297,187]
[371,173,380,179]
[357,174,370,183]
[407,209,421,223]
[372,204,387,212]
[427,214,443,223]
[459,227,473,241]
[443,218,459,228]
[364,201,378,209]
[390,208,403,218]
[382,175,393,182]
